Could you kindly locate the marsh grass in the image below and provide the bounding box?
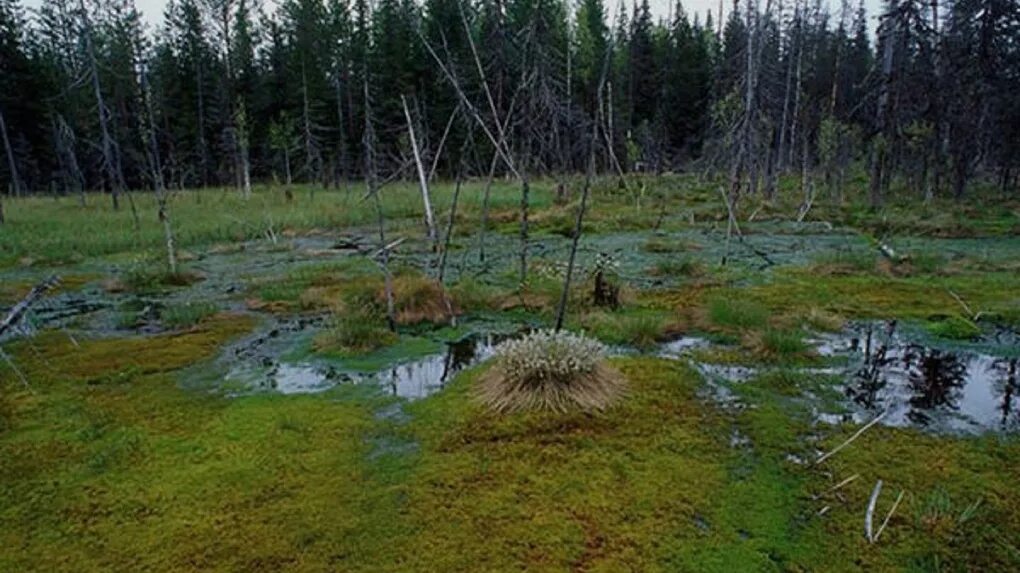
[707,297,770,330]
[160,301,218,329]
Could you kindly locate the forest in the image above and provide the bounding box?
[0,0,1017,206]
[1,0,1020,571]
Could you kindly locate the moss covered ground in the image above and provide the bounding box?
[1,175,1018,571]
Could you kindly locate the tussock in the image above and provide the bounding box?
[477,330,626,413]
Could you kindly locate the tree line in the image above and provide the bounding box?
[0,0,1018,210]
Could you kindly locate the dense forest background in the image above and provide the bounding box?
[0,0,1018,207]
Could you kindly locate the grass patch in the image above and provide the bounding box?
[160,301,218,329]
[707,297,769,330]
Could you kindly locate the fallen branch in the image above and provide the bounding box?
[370,237,406,260]
[873,489,905,542]
[814,473,860,500]
[865,479,883,543]
[815,409,887,466]
[0,275,60,339]
[947,289,979,322]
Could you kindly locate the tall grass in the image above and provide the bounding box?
[0,181,553,268]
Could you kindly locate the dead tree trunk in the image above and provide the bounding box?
[401,94,438,248]
[141,68,178,275]
[0,276,60,339]
[363,76,396,333]
[555,40,612,331]
[236,98,252,200]
[53,114,86,206]
[0,106,23,209]
[79,0,126,213]
[869,3,897,209]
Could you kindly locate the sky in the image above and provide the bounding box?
[22,0,883,36]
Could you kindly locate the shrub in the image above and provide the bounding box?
[313,306,398,355]
[477,330,625,413]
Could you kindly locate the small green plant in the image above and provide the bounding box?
[477,329,625,412]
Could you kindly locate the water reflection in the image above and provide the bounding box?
[222,331,509,399]
[370,333,503,398]
[836,322,1017,432]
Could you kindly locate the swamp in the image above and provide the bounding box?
[1,176,1018,571]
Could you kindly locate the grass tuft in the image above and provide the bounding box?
[476,330,625,412]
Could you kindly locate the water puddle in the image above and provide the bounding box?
[820,322,1019,432]
[198,327,510,399]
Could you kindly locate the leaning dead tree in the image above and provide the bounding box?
[418,8,533,283]
[78,0,127,213]
[554,48,611,331]
[0,276,61,340]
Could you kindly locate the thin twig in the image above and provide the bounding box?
[874,489,904,542]
[814,473,860,500]
[815,409,888,466]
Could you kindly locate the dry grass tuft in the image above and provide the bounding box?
[381,274,457,325]
[476,330,626,413]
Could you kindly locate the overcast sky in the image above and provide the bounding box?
[23,0,883,36]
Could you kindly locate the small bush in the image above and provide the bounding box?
[477,329,625,413]
[314,306,397,354]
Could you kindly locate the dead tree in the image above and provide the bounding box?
[0,106,23,213]
[363,76,396,333]
[235,98,253,199]
[870,2,897,209]
[141,67,178,275]
[52,114,86,206]
[401,94,438,248]
[0,276,60,339]
[554,40,612,331]
[79,0,127,213]
[301,66,323,186]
